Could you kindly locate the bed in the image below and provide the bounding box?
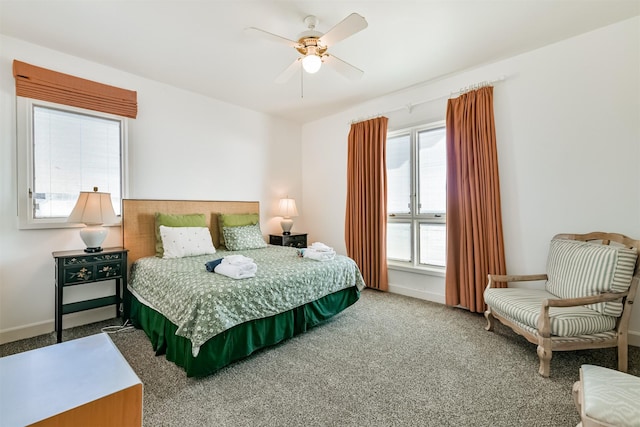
[122,199,365,377]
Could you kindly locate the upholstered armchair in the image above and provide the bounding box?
[483,232,639,377]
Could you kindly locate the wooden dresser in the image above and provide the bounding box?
[0,333,142,426]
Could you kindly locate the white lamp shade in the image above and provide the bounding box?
[278,198,299,218]
[68,189,117,226]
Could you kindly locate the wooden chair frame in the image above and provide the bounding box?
[484,232,640,377]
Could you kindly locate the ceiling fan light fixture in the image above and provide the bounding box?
[302,54,322,74]
[249,13,367,83]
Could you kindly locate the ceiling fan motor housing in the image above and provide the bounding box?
[297,15,326,57]
[296,38,328,57]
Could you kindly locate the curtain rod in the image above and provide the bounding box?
[350,75,507,124]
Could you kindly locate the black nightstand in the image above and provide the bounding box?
[269,233,307,248]
[52,247,128,343]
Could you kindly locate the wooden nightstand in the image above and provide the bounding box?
[269,233,307,248]
[52,247,128,343]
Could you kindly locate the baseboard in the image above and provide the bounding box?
[0,320,52,345]
[0,306,117,345]
[629,330,640,347]
[388,283,446,305]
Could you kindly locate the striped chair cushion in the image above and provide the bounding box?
[491,311,617,343]
[484,288,617,336]
[580,364,640,427]
[545,239,637,316]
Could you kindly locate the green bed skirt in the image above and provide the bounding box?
[130,286,360,377]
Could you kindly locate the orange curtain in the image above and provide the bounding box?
[13,60,138,118]
[445,86,506,312]
[345,117,389,291]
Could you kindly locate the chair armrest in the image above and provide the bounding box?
[486,273,548,289]
[544,291,629,308]
[537,291,629,337]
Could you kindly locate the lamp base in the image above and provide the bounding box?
[79,225,108,253]
[280,218,293,235]
[84,247,104,253]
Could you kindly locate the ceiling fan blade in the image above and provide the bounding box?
[275,58,301,84]
[323,54,364,80]
[245,27,301,48]
[319,13,368,47]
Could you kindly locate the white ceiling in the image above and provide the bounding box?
[1,1,638,124]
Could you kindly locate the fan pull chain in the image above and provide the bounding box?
[300,68,304,99]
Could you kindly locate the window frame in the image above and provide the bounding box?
[16,97,128,229]
[387,120,446,274]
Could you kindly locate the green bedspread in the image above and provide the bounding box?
[129,245,365,355]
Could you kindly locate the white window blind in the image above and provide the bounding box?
[17,98,126,228]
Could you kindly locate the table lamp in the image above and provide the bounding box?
[278,197,298,235]
[67,187,117,253]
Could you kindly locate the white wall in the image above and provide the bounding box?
[2,17,638,345]
[0,35,302,343]
[301,17,640,344]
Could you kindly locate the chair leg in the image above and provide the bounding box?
[618,334,628,372]
[572,380,582,412]
[484,309,495,331]
[537,338,552,377]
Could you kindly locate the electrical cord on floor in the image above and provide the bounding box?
[101,319,134,334]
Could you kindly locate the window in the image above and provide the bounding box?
[17,98,127,229]
[387,122,446,270]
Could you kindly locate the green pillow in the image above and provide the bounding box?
[155,212,207,257]
[218,213,259,247]
[222,223,267,251]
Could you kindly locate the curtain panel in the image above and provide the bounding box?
[445,86,506,312]
[345,117,389,291]
[13,60,138,118]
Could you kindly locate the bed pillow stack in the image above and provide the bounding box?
[155,212,210,258]
[223,223,267,251]
[218,213,260,249]
[159,225,216,259]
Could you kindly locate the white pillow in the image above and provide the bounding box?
[159,226,216,259]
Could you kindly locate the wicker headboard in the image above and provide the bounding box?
[122,199,260,268]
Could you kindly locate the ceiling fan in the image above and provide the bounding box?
[246,13,368,84]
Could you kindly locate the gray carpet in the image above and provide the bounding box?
[2,289,639,426]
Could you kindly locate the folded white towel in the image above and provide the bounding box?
[303,248,336,262]
[222,254,255,266]
[214,262,257,279]
[222,262,256,274]
[309,242,334,252]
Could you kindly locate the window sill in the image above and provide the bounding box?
[387,262,445,277]
[18,220,122,231]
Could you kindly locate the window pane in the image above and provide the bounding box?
[387,222,411,262]
[32,106,122,219]
[387,133,411,214]
[419,223,446,267]
[418,127,446,215]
